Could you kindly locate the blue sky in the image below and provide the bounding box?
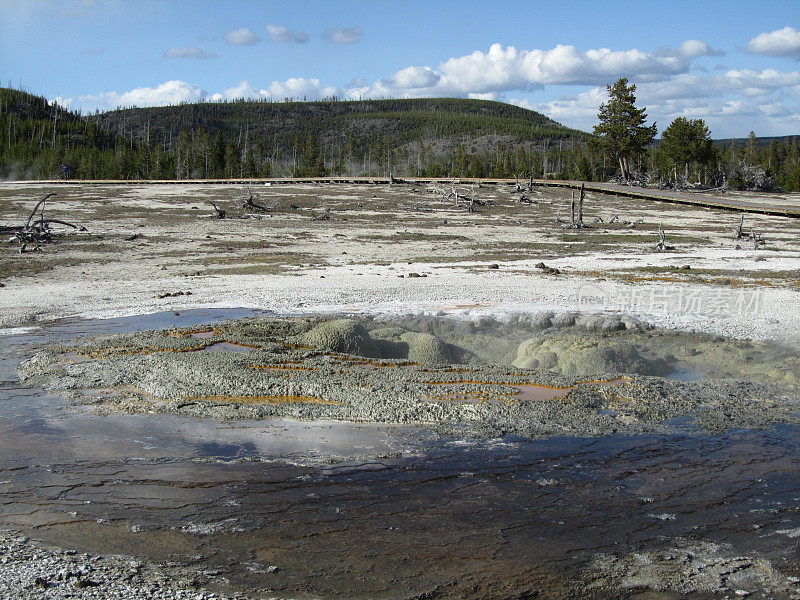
[1,0,799,137]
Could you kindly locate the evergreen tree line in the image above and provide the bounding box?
[590,79,800,191]
[655,128,800,192]
[1,86,799,190]
[0,88,174,180]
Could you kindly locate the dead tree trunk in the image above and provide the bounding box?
[749,229,763,249]
[571,191,576,227]
[448,181,475,209]
[654,224,674,251]
[25,193,56,229]
[619,156,629,183]
[14,193,86,252]
[243,195,269,213]
[208,202,226,218]
[570,184,585,228]
[734,214,744,239]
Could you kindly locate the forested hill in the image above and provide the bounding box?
[1,87,170,180]
[1,87,591,179]
[87,97,587,177]
[712,135,799,149]
[89,96,582,151]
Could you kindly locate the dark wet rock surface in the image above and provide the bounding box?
[3,310,800,599]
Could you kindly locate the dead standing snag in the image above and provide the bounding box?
[654,224,675,251]
[731,215,763,249]
[570,183,586,229]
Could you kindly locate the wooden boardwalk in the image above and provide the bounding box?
[530,179,800,218]
[9,177,800,218]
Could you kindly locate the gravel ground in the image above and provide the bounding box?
[0,530,256,600]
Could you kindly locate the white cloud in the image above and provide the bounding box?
[52,96,74,109]
[210,80,265,102]
[376,41,717,98]
[721,68,800,90]
[676,39,723,58]
[519,87,608,131]
[321,26,363,44]
[437,44,525,93]
[80,80,207,109]
[266,25,292,42]
[633,68,800,104]
[263,77,340,100]
[368,45,800,105]
[747,27,800,59]
[345,79,392,100]
[163,46,217,60]
[636,74,722,102]
[468,92,498,100]
[78,39,727,112]
[225,27,260,46]
[77,77,343,110]
[266,25,308,44]
[389,66,440,89]
[760,103,791,117]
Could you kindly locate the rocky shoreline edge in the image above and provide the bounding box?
[0,529,253,600]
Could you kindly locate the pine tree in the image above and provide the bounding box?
[454,144,468,177]
[298,132,326,176]
[744,131,759,167]
[210,132,225,178]
[660,117,714,183]
[592,78,657,183]
[224,143,240,178]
